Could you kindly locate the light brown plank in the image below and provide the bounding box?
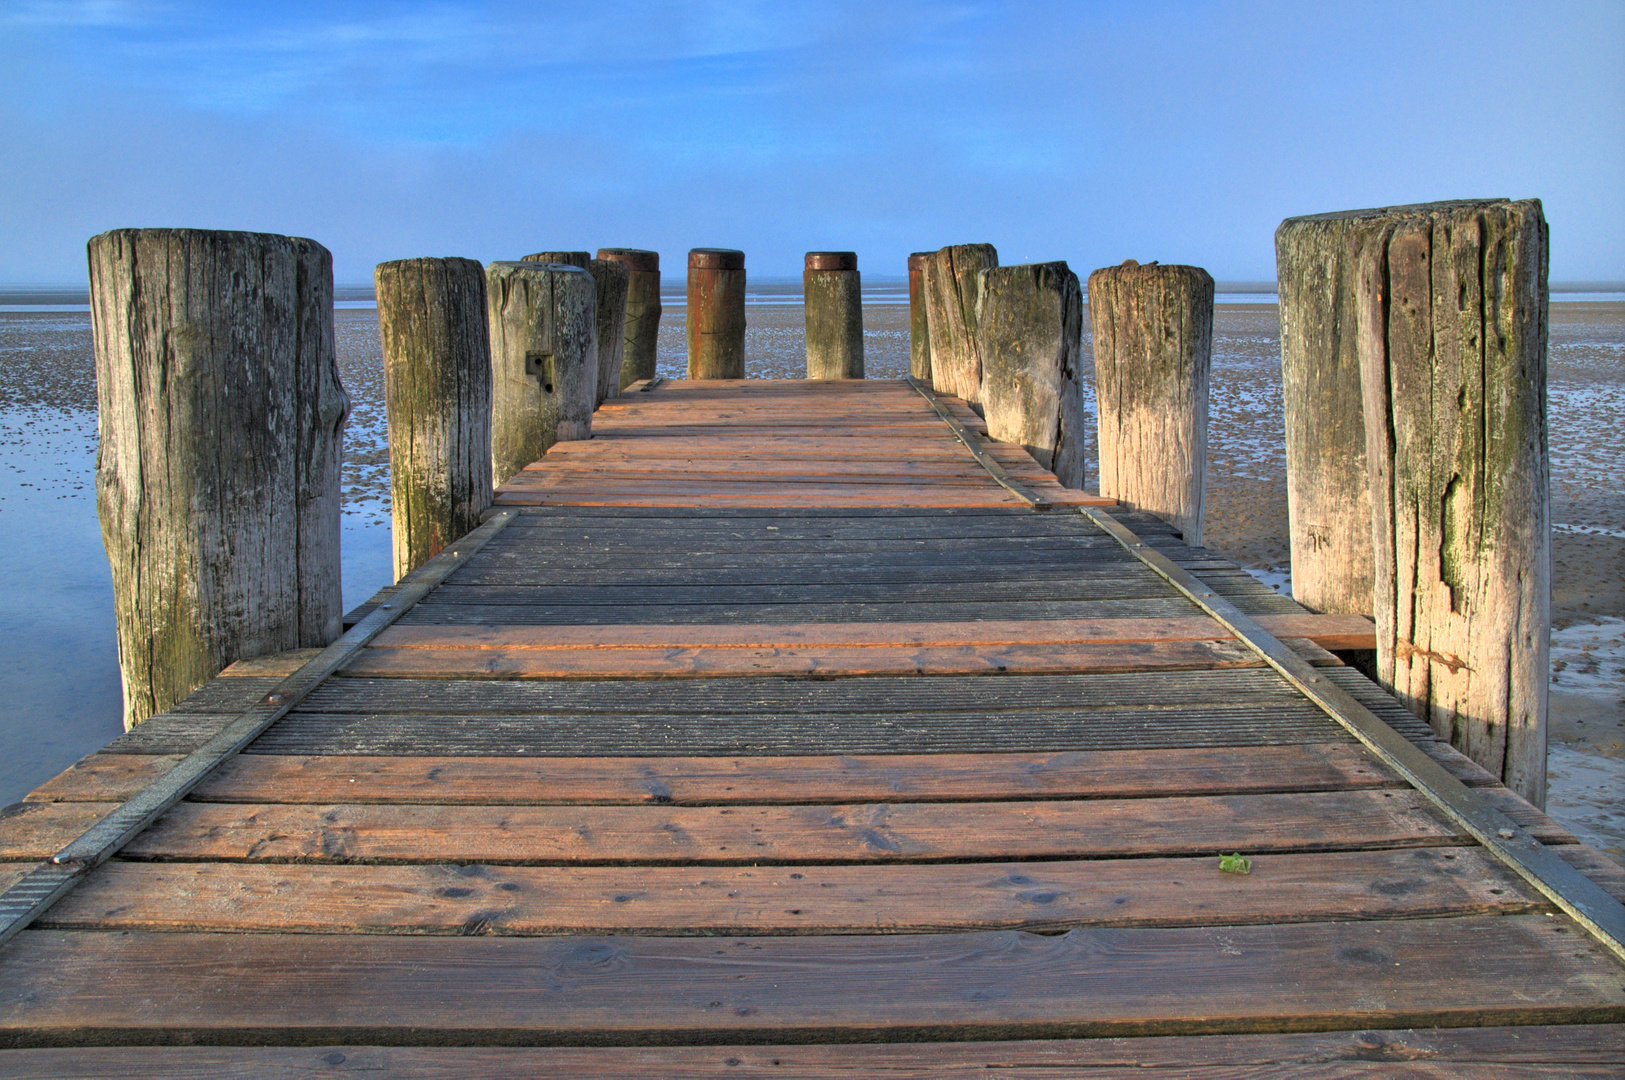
[26,754,185,802]
[343,639,1263,679]
[3,1028,1621,1078]
[46,847,1543,936]
[1,917,1620,1044]
[122,789,1462,864]
[0,802,119,860]
[191,744,1401,805]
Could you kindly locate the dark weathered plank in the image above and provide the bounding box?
[396,599,1227,626]
[2,917,1621,1045]
[45,848,1541,936]
[4,1027,1622,1078]
[121,790,1461,864]
[193,744,1397,805]
[26,755,185,802]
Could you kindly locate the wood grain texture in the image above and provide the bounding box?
[1,917,1619,1045]
[977,262,1087,488]
[804,260,864,379]
[0,801,122,859]
[1,1028,1620,1077]
[485,261,596,486]
[375,256,493,580]
[88,228,349,728]
[27,754,184,803]
[587,258,629,404]
[520,251,590,268]
[120,789,1461,864]
[923,244,997,403]
[46,847,1540,936]
[687,249,746,379]
[908,251,931,381]
[190,744,1398,805]
[1356,199,1550,805]
[597,249,662,389]
[1088,260,1214,546]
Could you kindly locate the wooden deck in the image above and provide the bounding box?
[1,378,1622,1074]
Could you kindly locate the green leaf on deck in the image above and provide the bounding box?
[1219,852,1251,875]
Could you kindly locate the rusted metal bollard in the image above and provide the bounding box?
[597,248,662,389]
[804,251,863,379]
[687,248,746,379]
[908,251,932,381]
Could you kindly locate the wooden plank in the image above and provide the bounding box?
[3,1027,1622,1077]
[121,789,1462,863]
[1,916,1620,1043]
[342,638,1264,679]
[0,803,121,860]
[218,649,325,677]
[27,755,185,802]
[368,616,1367,652]
[46,847,1543,936]
[191,744,1399,805]
[1558,847,1625,904]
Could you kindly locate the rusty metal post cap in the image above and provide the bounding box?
[688,248,744,270]
[805,251,858,272]
[597,248,660,272]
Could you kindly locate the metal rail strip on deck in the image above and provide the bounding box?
[1081,504,1625,962]
[0,510,521,948]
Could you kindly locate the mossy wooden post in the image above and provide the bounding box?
[587,258,630,404]
[597,248,661,389]
[923,243,997,403]
[522,251,590,269]
[375,257,493,582]
[804,251,864,379]
[907,251,931,381]
[1355,199,1550,805]
[88,228,349,729]
[687,248,746,379]
[977,261,1086,489]
[486,261,597,487]
[1088,260,1214,546]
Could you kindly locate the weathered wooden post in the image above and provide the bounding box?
[977,262,1087,488]
[588,257,630,404]
[486,261,597,486]
[522,251,590,269]
[89,228,349,728]
[597,248,661,389]
[803,251,864,379]
[1277,211,1386,614]
[923,243,997,403]
[687,248,746,379]
[1355,199,1550,805]
[375,257,493,581]
[1088,260,1214,546]
[907,252,932,381]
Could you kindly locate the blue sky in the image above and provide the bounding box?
[2,1,1621,283]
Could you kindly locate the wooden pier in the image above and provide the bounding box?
[1,378,1622,1074]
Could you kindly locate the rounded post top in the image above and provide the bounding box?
[689,248,745,270]
[805,251,858,272]
[906,252,932,272]
[522,251,590,268]
[597,248,659,272]
[487,260,590,277]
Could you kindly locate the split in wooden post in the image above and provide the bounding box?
[687,248,746,379]
[907,252,932,382]
[803,251,864,380]
[88,228,350,729]
[375,257,493,582]
[597,248,662,390]
[486,260,597,487]
[1088,259,1214,546]
[1354,198,1550,806]
[977,261,1087,489]
[923,243,998,404]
